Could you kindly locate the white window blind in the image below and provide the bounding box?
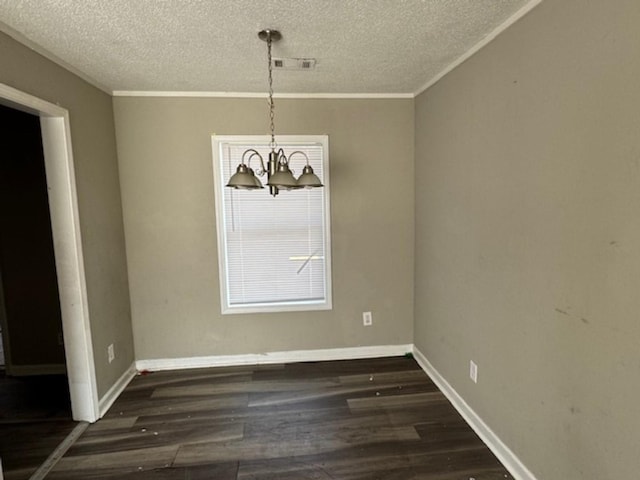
[212,135,332,314]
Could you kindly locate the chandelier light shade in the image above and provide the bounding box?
[295,162,324,189]
[225,29,324,197]
[227,164,263,189]
[268,162,298,189]
[227,150,265,189]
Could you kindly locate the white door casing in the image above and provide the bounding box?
[0,83,99,422]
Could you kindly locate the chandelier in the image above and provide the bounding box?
[226,29,323,197]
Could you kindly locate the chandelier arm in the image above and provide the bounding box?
[287,150,311,166]
[240,148,260,163]
[275,148,288,164]
[246,151,267,176]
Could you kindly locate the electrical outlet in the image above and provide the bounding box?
[108,344,115,364]
[363,311,372,326]
[469,360,478,383]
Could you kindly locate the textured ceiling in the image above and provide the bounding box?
[0,0,537,95]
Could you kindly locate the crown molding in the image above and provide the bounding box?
[112,91,414,99]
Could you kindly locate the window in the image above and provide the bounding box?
[212,135,332,314]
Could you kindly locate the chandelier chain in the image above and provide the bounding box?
[267,32,276,150]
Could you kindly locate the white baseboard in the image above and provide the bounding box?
[412,346,538,480]
[88,343,536,480]
[136,344,413,372]
[98,362,137,419]
[6,363,66,376]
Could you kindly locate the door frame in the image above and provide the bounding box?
[0,83,99,422]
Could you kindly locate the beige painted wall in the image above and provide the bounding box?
[0,32,134,396]
[113,97,414,360]
[414,0,640,478]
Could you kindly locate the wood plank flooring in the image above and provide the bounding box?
[0,372,76,480]
[49,357,514,479]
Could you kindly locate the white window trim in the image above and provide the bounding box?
[212,135,332,315]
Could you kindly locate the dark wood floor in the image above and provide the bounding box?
[49,357,513,479]
[0,372,76,480]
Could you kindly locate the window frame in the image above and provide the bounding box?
[212,134,332,315]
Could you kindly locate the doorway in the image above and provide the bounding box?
[0,83,99,423]
[0,104,66,374]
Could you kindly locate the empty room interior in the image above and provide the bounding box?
[0,0,638,478]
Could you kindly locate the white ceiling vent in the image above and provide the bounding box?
[272,58,317,71]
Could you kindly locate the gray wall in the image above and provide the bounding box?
[0,32,134,396]
[414,0,640,479]
[113,97,414,360]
